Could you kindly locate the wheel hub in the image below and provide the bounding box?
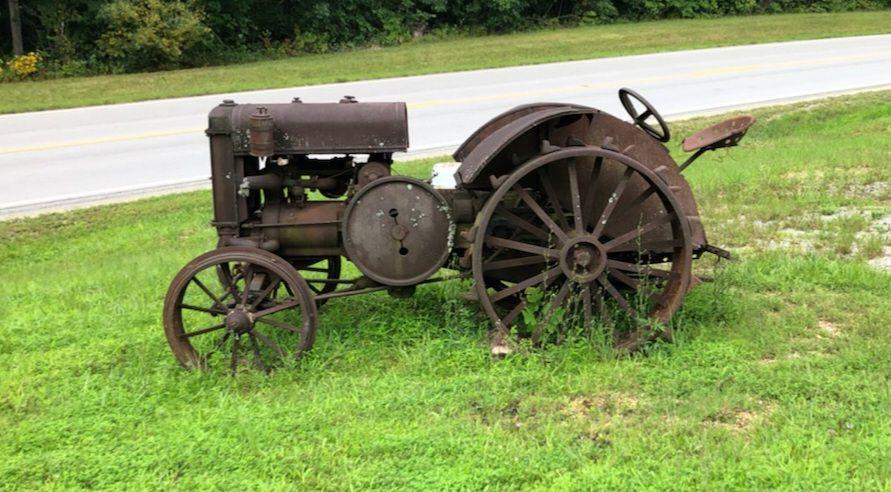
[225,310,253,334]
[560,236,606,283]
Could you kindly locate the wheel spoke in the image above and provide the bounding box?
[230,335,240,374]
[205,332,231,360]
[192,276,226,310]
[594,286,613,328]
[597,274,637,318]
[301,266,329,273]
[582,284,593,331]
[637,109,652,123]
[567,160,584,232]
[484,236,560,259]
[602,213,675,251]
[500,300,527,329]
[256,316,300,334]
[491,267,562,303]
[591,166,635,239]
[179,303,226,315]
[248,275,282,311]
[494,205,550,242]
[252,329,285,358]
[537,168,571,232]
[180,322,226,339]
[608,268,640,289]
[248,334,268,372]
[240,265,254,306]
[533,281,570,340]
[218,271,243,304]
[252,299,299,319]
[513,184,568,243]
[581,156,604,226]
[482,255,549,272]
[482,229,527,265]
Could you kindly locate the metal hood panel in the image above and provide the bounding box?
[208,102,409,155]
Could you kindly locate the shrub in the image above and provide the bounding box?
[96,0,211,70]
[581,0,622,23]
[6,52,42,78]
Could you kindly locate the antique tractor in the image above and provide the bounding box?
[163,89,754,371]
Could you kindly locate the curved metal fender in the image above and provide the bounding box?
[454,105,599,189]
[453,102,594,162]
[454,103,709,249]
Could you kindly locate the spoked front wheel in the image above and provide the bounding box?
[163,247,318,372]
[472,145,693,352]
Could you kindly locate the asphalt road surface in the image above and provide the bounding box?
[2,34,890,217]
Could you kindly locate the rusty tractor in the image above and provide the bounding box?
[163,89,755,371]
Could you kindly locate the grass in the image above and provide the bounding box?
[2,11,891,114]
[1,91,890,489]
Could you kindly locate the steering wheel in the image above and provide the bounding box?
[618,88,670,143]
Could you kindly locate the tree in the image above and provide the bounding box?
[7,0,23,55]
[97,0,211,70]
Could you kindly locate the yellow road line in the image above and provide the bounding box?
[0,127,204,155]
[2,50,889,155]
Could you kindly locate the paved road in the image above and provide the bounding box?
[2,34,890,216]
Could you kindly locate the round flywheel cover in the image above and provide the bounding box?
[343,176,453,286]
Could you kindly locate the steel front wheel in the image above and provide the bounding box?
[472,146,692,352]
[163,247,317,372]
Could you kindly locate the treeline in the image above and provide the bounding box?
[2,0,889,77]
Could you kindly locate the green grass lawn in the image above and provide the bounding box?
[2,11,891,114]
[1,92,890,489]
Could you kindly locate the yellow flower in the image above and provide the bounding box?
[7,52,42,78]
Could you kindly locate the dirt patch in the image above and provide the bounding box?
[470,392,641,439]
[818,320,840,338]
[868,247,891,272]
[766,229,815,253]
[738,208,890,262]
[563,393,641,446]
[565,393,640,418]
[704,401,776,433]
[864,214,891,271]
[844,181,889,199]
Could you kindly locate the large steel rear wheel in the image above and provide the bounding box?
[163,247,317,372]
[472,146,692,353]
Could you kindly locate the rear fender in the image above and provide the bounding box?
[455,105,598,189]
[453,102,593,162]
[454,104,708,249]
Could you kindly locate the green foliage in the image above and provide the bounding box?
[95,0,211,70]
[2,11,890,113]
[581,0,622,23]
[1,0,889,76]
